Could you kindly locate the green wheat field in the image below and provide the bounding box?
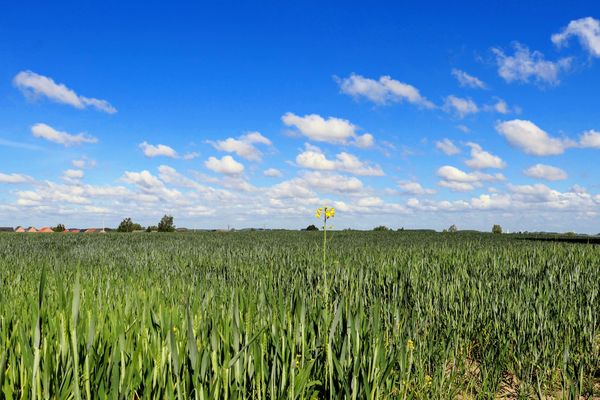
[0,231,598,399]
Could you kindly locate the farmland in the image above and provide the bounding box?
[0,231,598,399]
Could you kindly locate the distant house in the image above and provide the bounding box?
[15,226,26,233]
[38,227,54,233]
[0,227,14,232]
[84,228,98,233]
[26,227,37,233]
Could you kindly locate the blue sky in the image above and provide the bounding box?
[2,1,600,232]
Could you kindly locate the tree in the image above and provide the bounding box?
[146,225,157,232]
[117,218,135,232]
[158,215,175,232]
[305,224,319,231]
[492,224,503,234]
[447,224,458,233]
[373,225,390,231]
[52,224,65,232]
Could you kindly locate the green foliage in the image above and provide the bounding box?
[0,231,598,398]
[447,224,458,233]
[52,224,65,232]
[157,215,175,232]
[305,224,319,231]
[146,225,158,232]
[492,224,503,234]
[373,225,390,231]
[116,217,143,232]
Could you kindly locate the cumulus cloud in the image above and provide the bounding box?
[443,95,478,118]
[436,139,460,155]
[31,123,98,146]
[552,17,600,57]
[524,164,568,181]
[139,142,178,158]
[139,142,198,159]
[464,142,506,169]
[492,43,572,85]
[263,168,283,177]
[282,112,374,147]
[182,152,199,160]
[437,165,504,192]
[579,130,600,148]
[72,157,96,169]
[0,172,33,184]
[13,71,116,113]
[483,98,519,115]
[398,181,436,195]
[205,155,245,175]
[336,73,434,108]
[120,170,182,202]
[301,171,364,194]
[451,69,486,89]
[456,124,470,133]
[295,146,384,176]
[496,119,573,156]
[353,133,375,148]
[356,196,383,207]
[62,169,84,183]
[210,131,271,161]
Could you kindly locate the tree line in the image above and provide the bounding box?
[117,215,175,232]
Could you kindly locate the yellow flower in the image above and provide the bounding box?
[325,207,335,219]
[315,208,323,219]
[425,374,432,386]
[406,339,414,351]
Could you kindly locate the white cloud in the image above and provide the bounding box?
[336,73,434,108]
[437,165,504,192]
[211,131,271,161]
[205,155,245,175]
[267,179,316,200]
[72,157,96,169]
[465,142,506,169]
[493,99,509,114]
[120,170,182,202]
[398,181,436,195]
[139,142,198,160]
[139,142,178,158]
[263,168,283,177]
[353,133,375,148]
[295,146,384,176]
[437,180,478,192]
[552,17,600,57]
[182,152,199,160]
[579,130,600,148]
[356,196,383,207]
[13,71,116,113]
[435,139,460,155]
[524,164,568,181]
[451,69,486,89]
[443,95,478,118]
[492,43,571,85]
[496,119,573,156]
[456,124,470,133]
[301,171,364,193]
[0,172,33,184]
[31,123,98,146]
[282,112,374,147]
[62,169,84,183]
